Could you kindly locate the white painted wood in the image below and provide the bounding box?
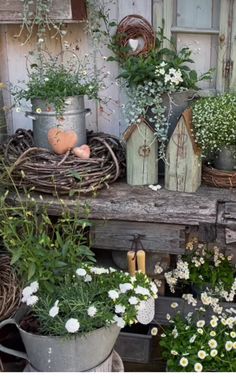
[153,0,163,31]
[176,33,215,89]
[118,0,152,23]
[165,110,202,193]
[229,0,236,90]
[163,0,174,44]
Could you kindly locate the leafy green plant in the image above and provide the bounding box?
[21,268,158,335]
[160,311,236,372]
[192,93,236,156]
[0,190,95,293]
[10,51,104,116]
[165,240,236,302]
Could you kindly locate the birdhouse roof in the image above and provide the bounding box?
[123,119,155,141]
[178,108,201,156]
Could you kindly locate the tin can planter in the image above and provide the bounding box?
[0,318,120,372]
[26,96,90,151]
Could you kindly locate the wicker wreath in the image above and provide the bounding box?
[202,165,236,188]
[0,254,21,322]
[116,15,155,57]
[0,129,125,196]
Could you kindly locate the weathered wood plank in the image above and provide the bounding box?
[0,0,87,22]
[165,110,202,193]
[90,220,185,253]
[12,182,235,226]
[125,121,158,186]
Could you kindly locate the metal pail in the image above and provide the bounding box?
[27,96,89,150]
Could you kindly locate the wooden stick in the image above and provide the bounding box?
[137,250,146,274]
[127,251,136,276]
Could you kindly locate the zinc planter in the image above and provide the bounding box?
[0,318,120,372]
[214,146,236,171]
[26,96,90,151]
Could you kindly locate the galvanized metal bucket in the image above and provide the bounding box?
[214,146,236,171]
[0,318,120,372]
[26,96,90,151]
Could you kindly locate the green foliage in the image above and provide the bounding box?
[10,52,103,116]
[160,313,236,372]
[27,268,157,336]
[165,240,236,301]
[192,93,236,155]
[0,191,94,293]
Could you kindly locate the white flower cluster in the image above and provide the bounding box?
[21,281,39,306]
[164,257,190,293]
[155,62,183,87]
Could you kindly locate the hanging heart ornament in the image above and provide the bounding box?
[137,296,155,325]
[128,38,139,51]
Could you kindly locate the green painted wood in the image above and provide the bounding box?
[165,115,202,193]
[126,122,158,186]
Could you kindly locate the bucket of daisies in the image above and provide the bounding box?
[0,265,157,372]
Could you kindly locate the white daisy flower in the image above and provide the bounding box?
[65,318,80,333]
[210,319,218,328]
[171,350,178,355]
[194,362,203,372]
[197,320,205,328]
[35,108,42,114]
[210,331,216,337]
[225,341,233,351]
[210,349,218,357]
[151,327,158,336]
[198,350,206,360]
[179,357,188,367]
[171,302,179,309]
[87,305,97,317]
[230,331,236,338]
[208,339,217,349]
[197,328,203,335]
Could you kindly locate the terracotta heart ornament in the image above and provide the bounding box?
[48,128,78,155]
[73,145,91,159]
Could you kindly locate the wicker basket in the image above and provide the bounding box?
[202,165,236,188]
[0,254,21,321]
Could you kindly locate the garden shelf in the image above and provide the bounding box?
[0,0,87,23]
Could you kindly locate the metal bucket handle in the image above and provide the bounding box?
[0,318,29,361]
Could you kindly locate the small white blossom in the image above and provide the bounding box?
[113,315,125,328]
[179,357,188,367]
[194,362,203,372]
[108,290,119,300]
[65,318,80,333]
[49,305,59,318]
[119,283,133,293]
[151,327,158,336]
[26,295,38,306]
[198,350,206,360]
[76,268,87,277]
[171,302,179,309]
[84,274,92,282]
[30,281,39,293]
[225,341,233,351]
[208,339,217,349]
[210,349,218,357]
[87,306,97,317]
[129,296,139,305]
[115,304,126,314]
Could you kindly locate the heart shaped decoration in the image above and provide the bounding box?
[48,128,78,155]
[73,145,91,159]
[128,38,139,51]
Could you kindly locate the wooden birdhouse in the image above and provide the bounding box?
[124,120,158,186]
[165,108,202,193]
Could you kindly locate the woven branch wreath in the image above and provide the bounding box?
[116,14,155,57]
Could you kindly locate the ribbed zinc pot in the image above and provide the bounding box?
[27,96,89,151]
[0,318,120,372]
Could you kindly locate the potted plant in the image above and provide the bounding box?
[192,93,236,171]
[160,310,236,372]
[9,51,105,151]
[0,191,158,371]
[164,240,236,304]
[109,25,212,160]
